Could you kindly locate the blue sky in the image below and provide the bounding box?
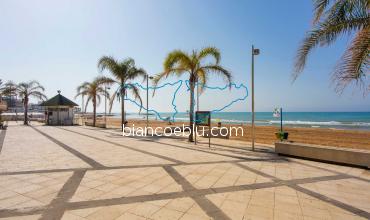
[1,0,369,113]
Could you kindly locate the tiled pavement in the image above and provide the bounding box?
[0,122,369,219]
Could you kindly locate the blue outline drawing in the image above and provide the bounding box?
[122,80,248,122]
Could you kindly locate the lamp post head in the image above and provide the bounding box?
[146,74,154,80]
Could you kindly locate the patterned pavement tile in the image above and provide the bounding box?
[0,122,369,220]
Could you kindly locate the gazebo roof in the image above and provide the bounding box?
[40,92,78,107]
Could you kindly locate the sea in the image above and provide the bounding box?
[107,112,370,131]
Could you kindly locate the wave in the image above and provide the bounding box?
[172,118,370,127]
[116,114,370,127]
[175,117,248,124]
[268,120,370,127]
[159,117,370,127]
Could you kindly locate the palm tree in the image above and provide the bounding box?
[0,80,17,98]
[0,80,4,98]
[98,56,146,130]
[17,81,47,125]
[0,80,13,123]
[0,81,17,123]
[75,77,111,127]
[153,47,232,142]
[294,0,369,93]
[0,80,6,99]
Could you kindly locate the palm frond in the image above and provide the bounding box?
[201,65,232,86]
[84,96,92,112]
[0,81,17,97]
[76,82,90,93]
[29,91,47,100]
[122,58,135,68]
[313,0,332,24]
[95,94,101,106]
[198,46,221,64]
[29,85,45,93]
[108,91,117,113]
[3,81,16,88]
[196,68,208,93]
[95,76,115,86]
[153,50,192,88]
[75,91,88,99]
[325,0,369,23]
[127,67,147,81]
[17,82,29,90]
[98,56,119,73]
[293,15,369,79]
[163,50,192,72]
[333,27,370,93]
[16,81,46,100]
[294,0,369,94]
[126,83,143,112]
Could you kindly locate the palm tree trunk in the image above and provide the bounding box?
[188,80,195,142]
[23,98,28,125]
[93,97,96,127]
[121,91,125,132]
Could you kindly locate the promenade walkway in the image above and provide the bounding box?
[0,122,369,219]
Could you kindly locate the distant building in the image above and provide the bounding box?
[29,102,45,112]
[1,97,23,112]
[40,91,78,125]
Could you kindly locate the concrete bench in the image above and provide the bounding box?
[275,142,370,168]
[84,122,93,126]
[95,123,106,128]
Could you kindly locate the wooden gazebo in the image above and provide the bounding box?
[40,91,78,125]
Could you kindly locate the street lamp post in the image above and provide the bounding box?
[82,95,84,113]
[251,45,260,151]
[196,80,199,111]
[146,75,154,131]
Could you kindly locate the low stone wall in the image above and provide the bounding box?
[275,142,370,168]
[74,116,119,128]
[1,113,44,121]
[84,121,106,128]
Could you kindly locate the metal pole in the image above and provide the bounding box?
[195,79,199,145]
[280,107,283,132]
[104,86,107,125]
[82,95,84,113]
[251,45,255,151]
[81,95,85,126]
[196,81,199,111]
[146,75,149,130]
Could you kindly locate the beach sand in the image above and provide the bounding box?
[85,117,370,150]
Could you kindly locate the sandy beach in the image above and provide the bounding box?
[83,117,370,150]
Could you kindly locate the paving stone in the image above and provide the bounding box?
[0,122,369,220]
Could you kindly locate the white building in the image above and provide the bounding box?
[40,91,78,125]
